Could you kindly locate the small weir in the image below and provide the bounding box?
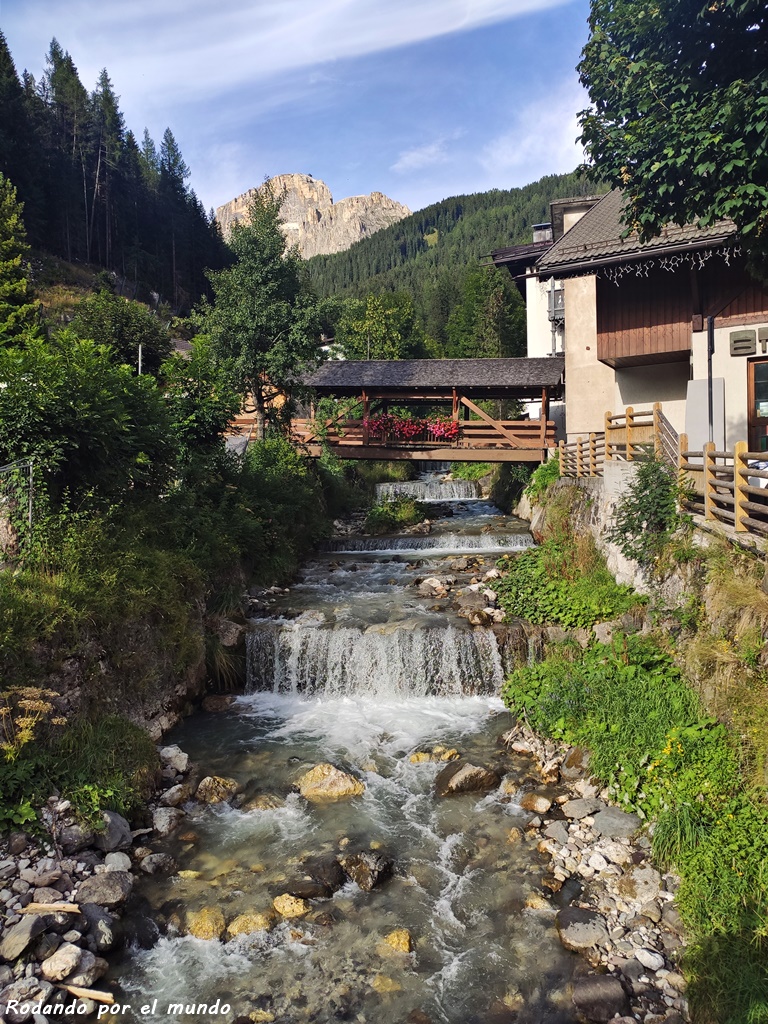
[110,470,580,1024]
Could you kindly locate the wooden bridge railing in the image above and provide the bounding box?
[291,418,557,452]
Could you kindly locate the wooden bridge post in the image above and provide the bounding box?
[734,440,748,532]
[589,433,597,476]
[703,441,716,520]
[576,437,584,478]
[678,432,688,487]
[559,439,566,476]
[362,390,369,446]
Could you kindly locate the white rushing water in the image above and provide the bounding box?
[376,479,481,501]
[110,469,580,1024]
[246,624,506,696]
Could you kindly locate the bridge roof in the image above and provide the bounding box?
[306,357,564,398]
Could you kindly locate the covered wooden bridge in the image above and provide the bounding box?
[292,357,564,462]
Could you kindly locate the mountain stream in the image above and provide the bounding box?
[109,469,582,1024]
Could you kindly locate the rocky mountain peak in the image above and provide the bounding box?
[215,173,411,258]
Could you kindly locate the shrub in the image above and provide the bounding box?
[609,454,689,568]
[524,456,560,503]
[364,495,425,534]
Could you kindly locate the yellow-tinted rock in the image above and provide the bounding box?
[227,912,275,937]
[440,748,459,761]
[507,827,523,845]
[383,929,412,953]
[178,831,199,843]
[195,776,239,804]
[250,863,266,873]
[371,975,402,994]
[524,892,550,911]
[296,763,365,802]
[178,870,203,880]
[409,752,432,764]
[249,1011,275,1022]
[241,793,284,812]
[273,894,310,918]
[187,906,225,940]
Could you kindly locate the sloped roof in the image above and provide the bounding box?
[537,189,737,276]
[306,357,564,395]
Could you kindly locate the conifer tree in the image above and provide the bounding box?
[0,173,40,343]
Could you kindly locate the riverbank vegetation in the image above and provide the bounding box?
[505,473,768,1024]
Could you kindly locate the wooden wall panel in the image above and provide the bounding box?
[597,268,692,367]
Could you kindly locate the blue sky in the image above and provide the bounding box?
[2,0,592,216]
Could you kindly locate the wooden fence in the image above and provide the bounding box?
[559,403,768,540]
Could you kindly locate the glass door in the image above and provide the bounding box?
[748,359,768,451]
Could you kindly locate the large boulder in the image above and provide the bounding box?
[81,903,121,953]
[339,851,393,892]
[40,942,83,982]
[0,914,49,962]
[592,806,641,838]
[616,864,662,905]
[159,744,189,773]
[153,806,185,836]
[302,856,346,894]
[59,823,95,854]
[76,870,133,909]
[0,978,55,1023]
[434,760,500,798]
[93,809,133,852]
[562,797,604,819]
[555,907,610,952]
[195,776,240,804]
[295,763,364,802]
[186,907,225,940]
[226,911,275,938]
[572,975,630,1022]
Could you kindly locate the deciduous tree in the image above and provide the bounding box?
[578,0,768,266]
[196,186,320,439]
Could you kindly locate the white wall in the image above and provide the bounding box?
[525,275,560,358]
[614,362,690,435]
[691,320,768,448]
[563,275,615,439]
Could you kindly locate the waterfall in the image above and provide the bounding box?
[375,479,481,501]
[323,532,533,554]
[246,623,507,697]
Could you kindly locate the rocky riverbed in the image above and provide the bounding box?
[0,474,689,1023]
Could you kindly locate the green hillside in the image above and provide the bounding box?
[309,171,601,297]
[308,170,604,356]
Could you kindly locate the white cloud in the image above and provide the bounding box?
[6,0,576,110]
[391,132,462,174]
[480,76,588,181]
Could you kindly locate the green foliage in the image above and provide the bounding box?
[334,292,428,360]
[160,335,241,474]
[524,456,561,502]
[308,171,605,350]
[364,495,425,534]
[503,631,768,1024]
[0,172,40,342]
[578,0,768,273]
[495,532,639,629]
[609,454,689,568]
[69,289,172,375]
[0,331,172,503]
[196,186,320,437]
[444,268,525,358]
[449,462,492,482]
